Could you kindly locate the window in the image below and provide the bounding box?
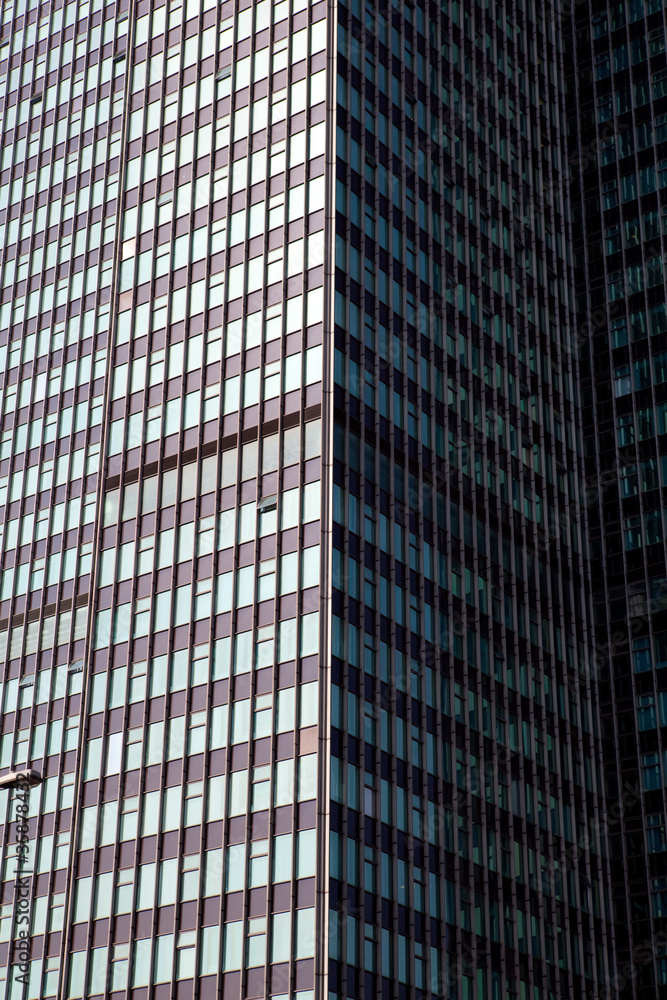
[618,126,634,158]
[271,911,291,963]
[621,465,638,497]
[598,97,613,123]
[625,516,642,550]
[654,70,667,99]
[654,634,667,670]
[184,782,203,826]
[249,840,269,888]
[613,44,628,73]
[629,35,646,64]
[621,174,638,203]
[648,815,667,853]
[110,944,129,991]
[594,53,610,79]
[647,255,664,287]
[655,355,667,389]
[151,935,173,985]
[631,310,648,341]
[176,931,196,980]
[651,304,667,336]
[251,765,271,812]
[645,510,663,545]
[250,693,271,739]
[592,13,607,37]
[600,137,616,166]
[642,753,662,790]
[642,459,659,492]
[637,122,654,151]
[653,878,667,918]
[637,407,654,441]
[641,166,657,196]
[611,318,628,348]
[617,414,634,447]
[651,582,667,613]
[638,695,657,731]
[644,209,660,239]
[180,854,199,901]
[246,917,267,968]
[614,366,631,396]
[617,85,632,113]
[258,558,276,602]
[607,271,623,301]
[605,225,621,255]
[624,218,641,248]
[120,797,138,841]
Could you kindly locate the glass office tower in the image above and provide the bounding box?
[331,3,613,1000]
[565,2,667,998]
[0,0,614,999]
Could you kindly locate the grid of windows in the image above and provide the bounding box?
[329,1,612,999]
[0,0,328,997]
[566,0,667,998]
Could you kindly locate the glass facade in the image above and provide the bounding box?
[0,0,327,997]
[330,1,613,999]
[566,1,667,997]
[0,0,617,999]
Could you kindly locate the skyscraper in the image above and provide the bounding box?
[0,0,617,999]
[565,1,667,997]
[329,1,615,998]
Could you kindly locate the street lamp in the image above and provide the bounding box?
[0,770,43,790]
[0,767,44,999]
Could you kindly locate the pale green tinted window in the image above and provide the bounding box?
[298,682,318,731]
[225,843,246,892]
[73,877,92,923]
[199,926,220,975]
[88,948,109,996]
[295,908,315,958]
[222,922,242,971]
[272,833,293,883]
[271,911,291,963]
[153,934,174,983]
[137,863,156,910]
[297,829,317,879]
[158,859,178,906]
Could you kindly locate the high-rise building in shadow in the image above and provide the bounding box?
[565,1,667,997]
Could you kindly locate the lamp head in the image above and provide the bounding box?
[0,769,43,790]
